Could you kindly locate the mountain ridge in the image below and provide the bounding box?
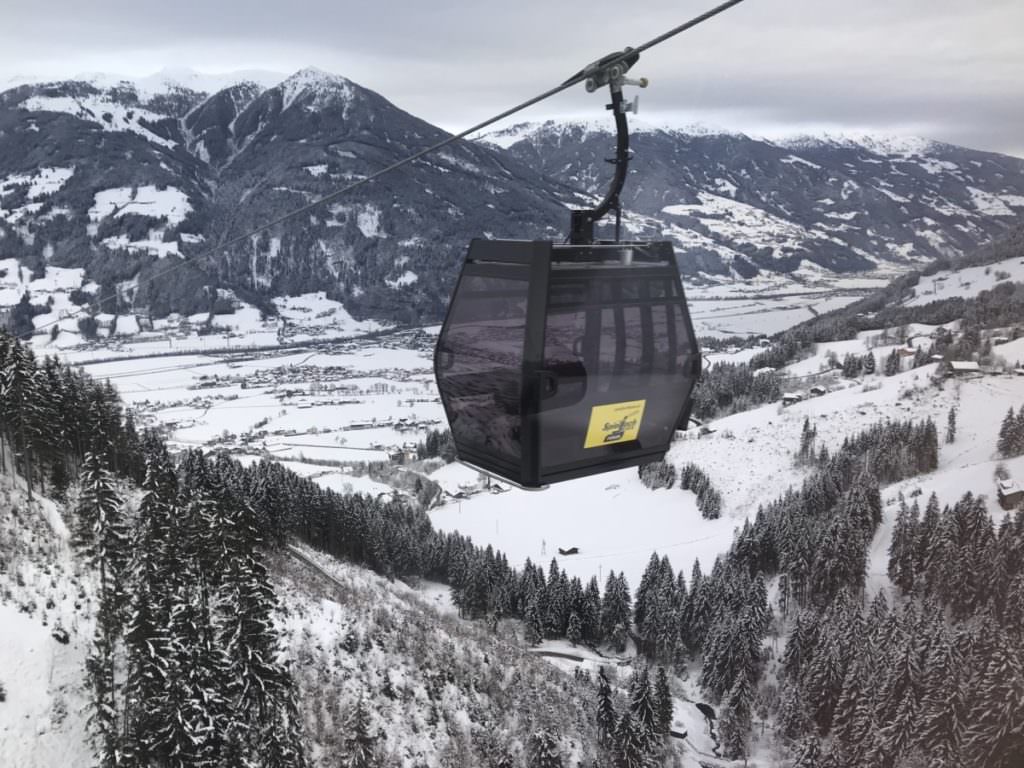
[1,68,1023,327]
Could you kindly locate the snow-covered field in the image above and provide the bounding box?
[904,253,1024,306]
[431,463,736,589]
[73,330,444,499]
[685,279,886,338]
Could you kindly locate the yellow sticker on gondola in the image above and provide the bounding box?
[584,400,646,448]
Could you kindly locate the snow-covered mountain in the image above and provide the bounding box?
[0,68,568,324]
[1,68,1023,327]
[483,119,1024,279]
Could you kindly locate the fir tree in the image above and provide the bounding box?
[342,698,378,768]
[566,611,582,646]
[998,407,1019,457]
[601,571,631,652]
[613,711,649,768]
[596,668,617,747]
[525,593,544,646]
[123,451,177,766]
[963,637,1024,768]
[528,729,563,768]
[654,667,673,737]
[629,666,657,751]
[914,630,965,766]
[792,735,822,768]
[945,405,957,444]
[75,453,129,768]
[720,672,753,761]
[885,348,901,376]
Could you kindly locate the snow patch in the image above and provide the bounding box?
[22,94,176,148]
[385,271,418,288]
[967,186,1015,216]
[88,185,191,225]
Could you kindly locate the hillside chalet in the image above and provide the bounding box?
[998,478,1024,511]
[948,361,982,376]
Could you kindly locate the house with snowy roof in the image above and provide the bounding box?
[998,478,1024,510]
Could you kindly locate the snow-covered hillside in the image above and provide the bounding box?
[904,253,1024,306]
[0,478,92,768]
[275,545,609,767]
[431,324,1023,596]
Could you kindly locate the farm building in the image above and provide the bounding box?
[948,361,982,376]
[809,385,828,397]
[998,479,1024,510]
[782,392,803,406]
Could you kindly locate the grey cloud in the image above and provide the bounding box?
[2,0,1020,156]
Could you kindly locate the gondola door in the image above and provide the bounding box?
[534,266,699,483]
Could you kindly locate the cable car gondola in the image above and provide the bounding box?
[434,50,702,489]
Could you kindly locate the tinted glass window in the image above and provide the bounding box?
[542,307,589,409]
[437,273,528,460]
[536,271,701,475]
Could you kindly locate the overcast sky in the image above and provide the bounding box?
[3,0,1021,157]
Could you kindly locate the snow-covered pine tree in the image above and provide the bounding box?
[885,348,901,376]
[1015,408,1024,456]
[0,338,41,497]
[830,661,876,765]
[528,729,563,768]
[123,448,177,766]
[963,631,1024,768]
[613,711,648,768]
[638,460,675,490]
[217,496,305,764]
[566,611,582,646]
[633,553,661,633]
[915,492,941,580]
[945,405,957,443]
[998,407,1018,457]
[888,496,918,593]
[791,734,822,768]
[601,571,631,652]
[718,673,752,761]
[342,698,379,768]
[75,452,130,768]
[629,665,657,753]
[913,628,965,766]
[596,668,617,747]
[525,593,544,646]
[654,667,673,737]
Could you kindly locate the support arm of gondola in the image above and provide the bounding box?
[568,49,647,245]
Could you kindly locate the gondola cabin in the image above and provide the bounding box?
[434,238,701,488]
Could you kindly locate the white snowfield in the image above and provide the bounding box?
[431,463,735,590]
[385,270,418,288]
[0,167,76,224]
[88,185,192,226]
[21,94,177,148]
[904,254,1024,307]
[663,191,815,258]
